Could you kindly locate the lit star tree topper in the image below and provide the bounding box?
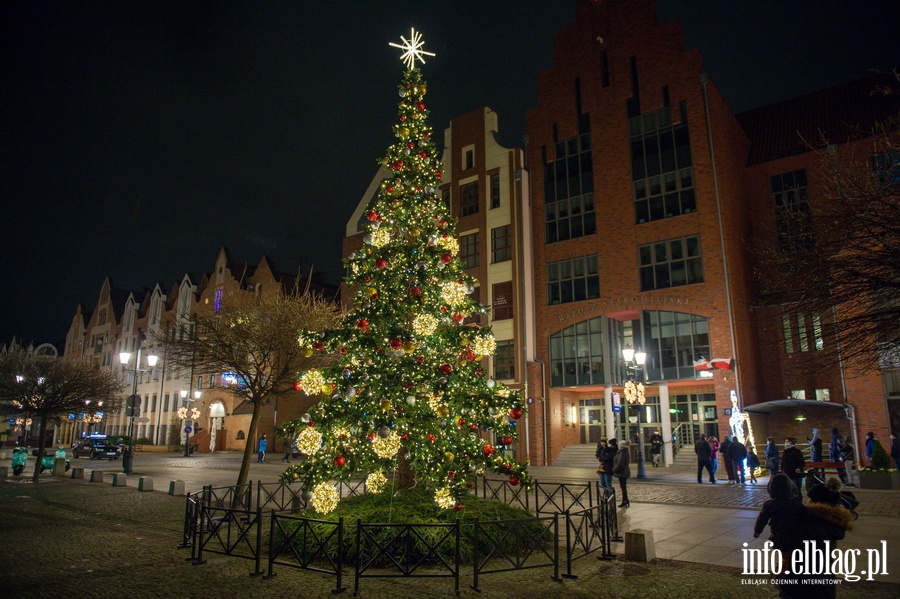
[281,30,529,514]
[389,27,435,70]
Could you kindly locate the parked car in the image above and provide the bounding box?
[72,435,120,460]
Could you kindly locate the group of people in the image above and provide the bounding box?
[594,437,632,507]
[694,434,760,485]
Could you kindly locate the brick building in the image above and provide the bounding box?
[62,247,337,452]
[523,0,898,467]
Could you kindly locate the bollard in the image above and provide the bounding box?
[138,477,154,492]
[89,470,104,483]
[168,480,186,496]
[624,528,656,562]
[111,473,126,487]
[71,467,85,480]
[54,457,68,477]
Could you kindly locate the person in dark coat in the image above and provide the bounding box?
[754,473,805,551]
[603,438,618,494]
[728,437,748,484]
[764,436,780,477]
[694,434,715,484]
[719,435,735,483]
[798,477,855,599]
[808,428,823,463]
[890,432,900,472]
[649,429,663,467]
[613,440,631,507]
[829,428,847,484]
[781,438,806,499]
[595,437,614,493]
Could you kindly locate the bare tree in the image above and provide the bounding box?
[756,73,900,373]
[0,350,123,482]
[161,285,342,487]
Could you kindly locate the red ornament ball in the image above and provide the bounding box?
[390,338,403,350]
[385,185,394,194]
[292,381,303,392]
[457,417,466,427]
[339,346,348,354]
[367,210,380,221]
[363,275,371,282]
[509,476,521,486]
[416,356,425,363]
[454,503,463,511]
[391,160,404,171]
[407,141,415,148]
[367,433,376,440]
[475,368,484,376]
[509,407,523,420]
[501,436,514,446]
[483,444,494,457]
[401,433,409,440]
[435,171,442,180]
[428,434,436,442]
[452,313,463,323]
[357,319,369,331]
[375,258,388,269]
[418,150,427,158]
[307,421,316,428]
[416,101,425,111]
[313,341,324,350]
[448,471,456,478]
[399,114,406,121]
[465,351,476,361]
[409,285,422,296]
[439,363,453,375]
[440,253,453,264]
[466,481,474,489]
[470,424,478,431]
[333,455,346,467]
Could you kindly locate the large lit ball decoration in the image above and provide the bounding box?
[369,229,391,247]
[296,427,323,455]
[440,281,467,306]
[438,235,459,254]
[366,471,388,494]
[372,431,402,458]
[299,370,326,397]
[413,313,438,336]
[310,482,340,514]
[434,487,455,509]
[472,335,496,357]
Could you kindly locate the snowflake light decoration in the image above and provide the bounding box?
[389,28,435,70]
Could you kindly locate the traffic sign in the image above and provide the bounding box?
[134,417,150,423]
[126,394,141,409]
[612,392,622,413]
[184,426,193,434]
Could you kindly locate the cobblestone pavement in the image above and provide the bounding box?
[2,479,899,599]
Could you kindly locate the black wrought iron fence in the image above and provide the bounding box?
[470,514,560,592]
[534,480,594,515]
[257,481,306,512]
[354,520,460,595]
[265,513,346,593]
[193,504,264,575]
[178,490,203,555]
[474,477,530,511]
[203,481,254,510]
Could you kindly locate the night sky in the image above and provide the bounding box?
[2,1,897,346]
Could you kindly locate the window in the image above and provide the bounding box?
[459,233,479,269]
[460,181,479,217]
[492,282,514,321]
[639,235,703,291]
[544,132,595,243]
[491,225,512,263]
[790,389,806,400]
[464,148,475,170]
[214,288,223,313]
[549,317,605,387]
[781,312,824,354]
[641,311,711,381]
[630,107,695,223]
[494,340,515,380]
[815,388,830,401]
[490,174,501,209]
[771,170,813,253]
[441,188,450,210]
[547,255,600,305]
[600,51,610,88]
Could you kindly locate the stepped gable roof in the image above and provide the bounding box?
[737,72,898,165]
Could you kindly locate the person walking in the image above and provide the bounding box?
[864,431,876,467]
[720,435,735,484]
[602,438,618,495]
[708,436,720,480]
[746,446,760,484]
[649,429,662,467]
[694,433,715,484]
[728,436,748,484]
[257,433,268,463]
[764,437,780,477]
[781,437,806,499]
[281,438,292,464]
[890,432,900,472]
[829,428,847,484]
[613,440,631,507]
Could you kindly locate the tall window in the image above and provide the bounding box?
[641,311,710,381]
[460,181,479,217]
[214,288,223,313]
[494,340,515,380]
[459,233,479,269]
[638,235,704,291]
[630,106,695,224]
[549,317,605,387]
[781,312,823,354]
[491,225,512,263]
[544,132,595,243]
[547,255,600,305]
[490,174,501,209]
[492,282,514,320]
[771,170,813,252]
[464,148,475,170]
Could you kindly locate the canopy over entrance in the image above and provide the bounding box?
[744,399,848,415]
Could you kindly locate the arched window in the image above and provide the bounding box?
[236,430,245,440]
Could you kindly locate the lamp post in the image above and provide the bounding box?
[622,346,648,480]
[119,333,157,474]
[180,388,201,457]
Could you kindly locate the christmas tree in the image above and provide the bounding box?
[282,29,529,513]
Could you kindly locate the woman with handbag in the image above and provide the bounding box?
[595,437,614,493]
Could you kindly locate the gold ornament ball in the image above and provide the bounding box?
[303,347,313,357]
[381,399,393,412]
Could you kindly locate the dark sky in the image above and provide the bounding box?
[2,1,897,346]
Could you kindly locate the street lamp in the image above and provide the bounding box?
[119,334,157,474]
[179,388,201,457]
[622,346,648,480]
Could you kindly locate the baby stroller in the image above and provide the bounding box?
[805,470,859,519]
